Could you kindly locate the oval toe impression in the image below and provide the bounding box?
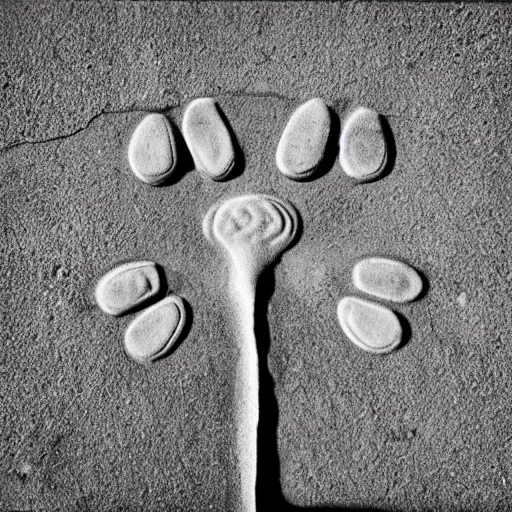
[339,107,387,181]
[124,295,187,364]
[353,257,423,303]
[95,261,161,316]
[182,98,235,181]
[128,113,177,185]
[337,296,402,354]
[276,98,331,181]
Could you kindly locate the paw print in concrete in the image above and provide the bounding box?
[94,96,427,512]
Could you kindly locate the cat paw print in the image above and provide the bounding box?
[95,98,392,362]
[94,95,423,512]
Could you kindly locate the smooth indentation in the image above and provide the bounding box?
[339,106,387,181]
[182,98,235,181]
[352,257,423,303]
[124,295,186,364]
[337,296,402,354]
[128,113,177,185]
[276,98,331,181]
[95,261,160,316]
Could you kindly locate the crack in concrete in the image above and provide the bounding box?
[0,91,295,156]
[0,108,141,155]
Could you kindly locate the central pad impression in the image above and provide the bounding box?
[204,194,298,284]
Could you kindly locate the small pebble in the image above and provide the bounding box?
[128,113,177,185]
[276,98,331,181]
[339,107,387,181]
[337,296,402,354]
[457,291,467,308]
[182,98,235,181]
[95,261,160,316]
[124,295,187,364]
[352,257,423,303]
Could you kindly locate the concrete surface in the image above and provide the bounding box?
[1,2,512,511]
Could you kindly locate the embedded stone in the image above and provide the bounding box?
[182,98,235,181]
[339,107,387,181]
[337,296,402,354]
[95,261,160,316]
[124,295,187,364]
[128,113,177,185]
[276,98,331,181]
[352,257,423,303]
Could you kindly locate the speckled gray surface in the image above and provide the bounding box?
[1,2,512,511]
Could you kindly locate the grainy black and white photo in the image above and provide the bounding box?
[1,2,511,511]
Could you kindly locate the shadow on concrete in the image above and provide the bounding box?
[254,269,400,512]
[359,114,396,185]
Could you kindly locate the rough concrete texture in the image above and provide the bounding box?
[1,2,512,511]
